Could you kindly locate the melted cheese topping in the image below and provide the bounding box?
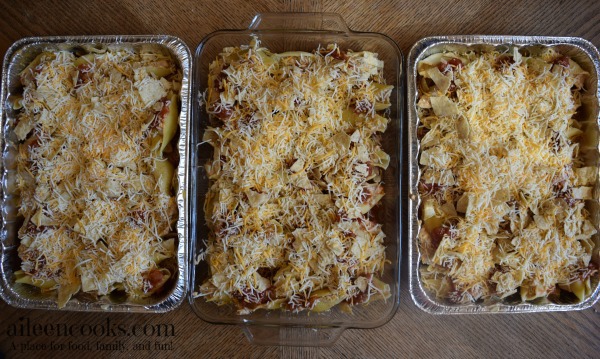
[199,40,391,313]
[14,47,180,305]
[417,49,597,303]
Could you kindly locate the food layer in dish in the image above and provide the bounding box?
[11,45,181,307]
[199,39,393,314]
[416,47,597,304]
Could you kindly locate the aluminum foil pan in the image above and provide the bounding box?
[0,35,191,312]
[408,36,600,314]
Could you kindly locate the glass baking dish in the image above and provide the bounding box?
[408,36,600,314]
[0,35,191,312]
[189,13,403,346]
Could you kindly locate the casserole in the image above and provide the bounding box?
[190,13,403,345]
[0,35,191,312]
[408,36,600,314]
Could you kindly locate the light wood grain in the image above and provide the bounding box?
[1,1,599,358]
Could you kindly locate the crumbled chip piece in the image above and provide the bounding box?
[430,96,458,116]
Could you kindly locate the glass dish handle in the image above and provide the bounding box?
[248,12,350,33]
[242,325,344,346]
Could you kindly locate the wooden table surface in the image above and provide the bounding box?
[0,0,599,358]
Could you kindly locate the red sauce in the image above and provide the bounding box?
[429,226,450,251]
[24,134,40,149]
[319,48,348,61]
[345,274,374,305]
[579,263,598,280]
[234,287,275,310]
[330,49,347,61]
[213,65,230,92]
[552,181,579,207]
[346,290,369,305]
[419,182,445,195]
[147,98,171,130]
[143,269,165,292]
[494,55,515,70]
[75,63,93,88]
[131,210,148,226]
[417,126,430,140]
[209,103,233,121]
[553,56,570,68]
[158,99,171,119]
[448,81,457,93]
[438,58,464,74]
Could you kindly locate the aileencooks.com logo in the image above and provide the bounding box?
[6,317,175,338]
[5,317,176,353]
